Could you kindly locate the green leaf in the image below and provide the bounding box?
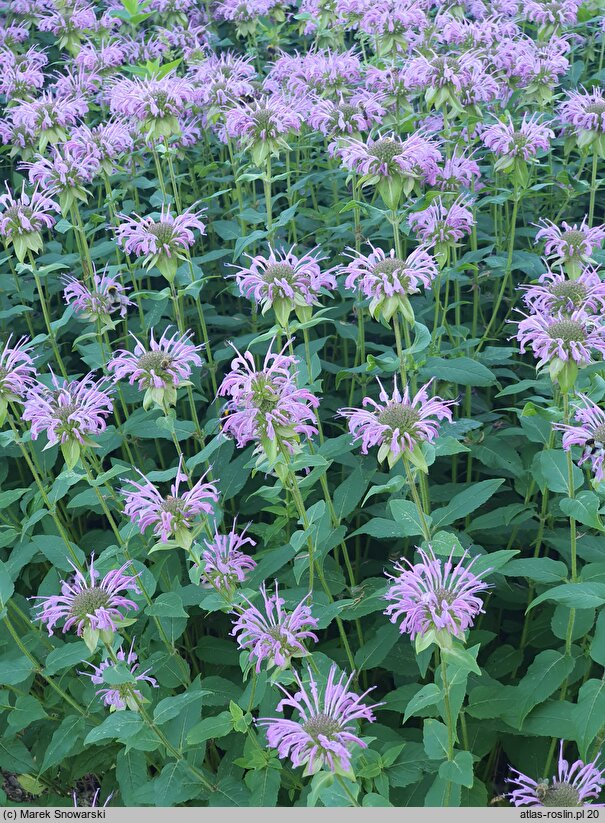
[502,650,575,728]
[527,582,605,612]
[41,716,85,773]
[389,499,434,536]
[574,679,605,759]
[423,719,449,760]
[116,749,150,806]
[246,768,281,807]
[438,751,474,788]
[146,592,188,618]
[154,760,206,806]
[424,774,461,807]
[44,641,91,676]
[431,480,504,528]
[7,695,48,732]
[84,712,144,745]
[590,610,605,666]
[354,622,401,671]
[502,558,568,584]
[0,559,14,607]
[420,357,497,387]
[153,691,206,725]
[186,712,232,745]
[532,450,583,494]
[560,493,605,531]
[403,684,442,724]
[28,535,85,572]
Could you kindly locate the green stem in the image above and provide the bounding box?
[403,459,431,542]
[27,252,68,378]
[589,149,599,227]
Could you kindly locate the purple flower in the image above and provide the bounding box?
[115,206,205,280]
[0,46,47,101]
[508,741,604,807]
[80,639,158,711]
[481,113,553,171]
[190,52,256,113]
[233,245,336,325]
[0,335,36,419]
[520,268,605,315]
[218,342,319,457]
[63,268,132,323]
[516,309,605,369]
[121,458,218,547]
[535,218,605,275]
[307,91,387,138]
[408,197,475,250]
[23,373,113,447]
[338,377,455,468]
[265,49,361,97]
[225,95,303,164]
[3,92,87,153]
[23,147,99,214]
[108,327,203,411]
[425,151,481,192]
[525,0,580,28]
[555,395,605,482]
[338,132,441,189]
[38,2,98,51]
[109,73,195,139]
[198,521,257,594]
[64,122,133,175]
[342,244,438,323]
[559,87,605,149]
[231,581,318,673]
[257,664,379,776]
[32,555,139,646]
[384,547,491,644]
[0,183,60,261]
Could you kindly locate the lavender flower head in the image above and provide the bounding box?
[555,395,605,483]
[23,373,113,469]
[425,151,481,192]
[0,335,36,413]
[342,244,438,323]
[32,555,140,652]
[257,664,379,776]
[116,206,206,281]
[535,218,605,278]
[515,309,605,391]
[231,581,319,674]
[23,147,99,215]
[520,267,605,315]
[384,546,491,650]
[559,87,605,154]
[408,197,475,262]
[508,741,604,807]
[225,95,304,165]
[108,327,203,412]
[63,268,132,324]
[65,122,134,176]
[0,183,60,261]
[218,342,319,462]
[121,458,218,549]
[197,521,257,595]
[233,245,336,326]
[338,132,441,209]
[109,73,195,139]
[80,639,158,711]
[338,377,456,470]
[481,113,553,176]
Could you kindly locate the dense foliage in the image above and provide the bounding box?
[0,0,605,809]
